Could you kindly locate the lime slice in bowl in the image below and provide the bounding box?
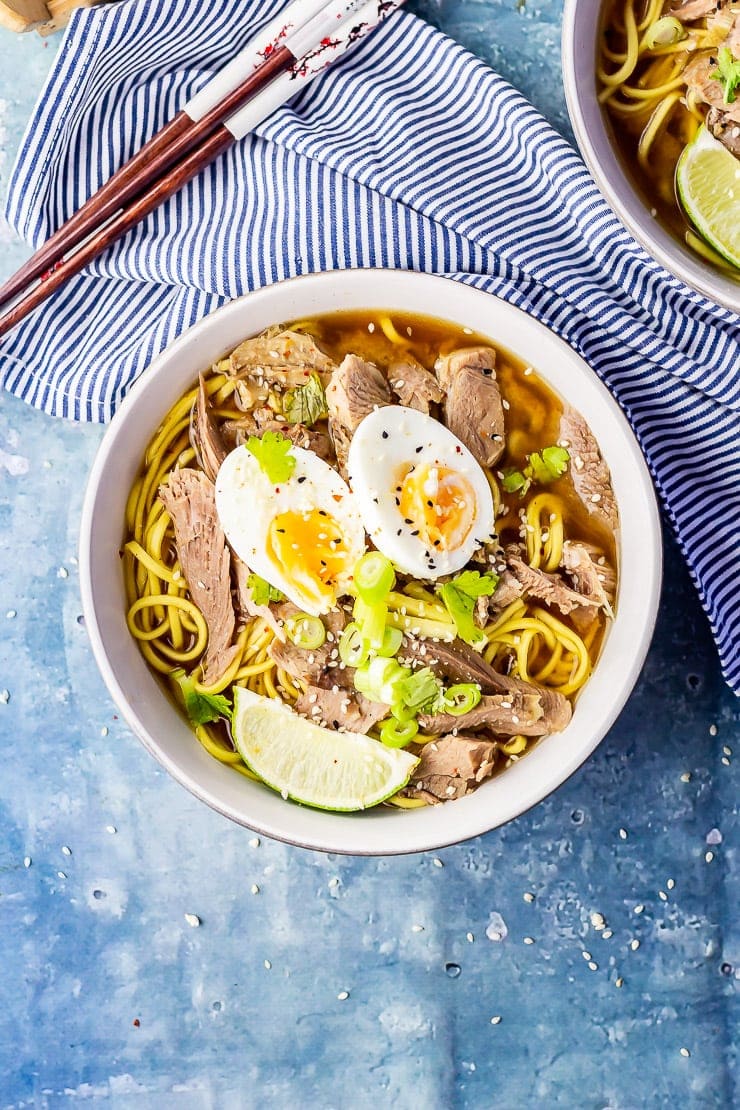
[232,687,419,812]
[676,126,740,271]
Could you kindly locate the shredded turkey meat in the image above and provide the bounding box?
[159,469,240,685]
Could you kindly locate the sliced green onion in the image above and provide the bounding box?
[389,697,417,724]
[380,717,419,749]
[353,552,395,604]
[338,623,370,668]
[643,16,686,49]
[377,625,403,658]
[443,683,482,716]
[354,656,409,704]
[353,596,388,650]
[285,614,326,651]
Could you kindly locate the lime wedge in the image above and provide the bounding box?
[676,126,740,270]
[232,687,419,812]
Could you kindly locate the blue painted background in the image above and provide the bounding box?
[0,2,737,1106]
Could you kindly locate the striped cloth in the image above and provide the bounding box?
[1,0,739,692]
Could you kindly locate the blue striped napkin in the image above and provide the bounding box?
[1,0,738,692]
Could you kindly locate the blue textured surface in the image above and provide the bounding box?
[0,2,737,1106]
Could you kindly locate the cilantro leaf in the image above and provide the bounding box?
[395,667,445,715]
[502,468,530,494]
[711,47,740,105]
[246,573,284,607]
[450,570,499,598]
[245,431,296,483]
[437,571,499,648]
[173,670,232,726]
[502,444,570,497]
[528,445,570,484]
[282,373,328,426]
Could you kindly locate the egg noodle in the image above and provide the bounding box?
[123,341,597,806]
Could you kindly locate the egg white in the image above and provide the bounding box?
[215,443,365,616]
[347,405,495,579]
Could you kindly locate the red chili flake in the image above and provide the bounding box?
[133,1018,140,1028]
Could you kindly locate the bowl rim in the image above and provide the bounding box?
[79,268,663,855]
[561,0,740,314]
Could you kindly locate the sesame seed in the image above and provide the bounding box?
[615,977,624,988]
[709,724,718,736]
[588,961,598,971]
[411,924,424,933]
[432,858,444,868]
[666,878,675,890]
[680,1047,690,1058]
[523,892,535,903]
[680,772,691,783]
[57,567,69,579]
[106,825,117,835]
[633,904,644,914]
[523,936,535,945]
[61,846,72,856]
[184,913,201,928]
[250,884,260,895]
[602,930,613,940]
[618,828,628,840]
[590,912,606,929]
[6,610,16,619]
[721,757,730,766]
[100,726,108,737]
[264,960,272,970]
[337,991,349,1001]
[630,939,640,951]
[0,690,10,705]
[23,857,31,868]
[723,745,732,756]
[57,871,66,880]
[590,494,601,503]
[705,851,714,863]
[659,890,668,901]
[466,932,474,943]
[490,1015,502,1024]
[582,951,592,961]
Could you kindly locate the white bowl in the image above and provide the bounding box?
[562,0,740,313]
[79,269,662,855]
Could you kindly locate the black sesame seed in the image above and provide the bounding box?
[404,518,413,525]
[297,476,307,484]
[415,445,423,453]
[411,530,420,537]
[382,430,389,439]
[397,528,403,536]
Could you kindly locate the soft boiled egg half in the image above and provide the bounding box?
[215,443,365,616]
[347,406,495,579]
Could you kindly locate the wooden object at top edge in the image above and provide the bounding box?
[0,0,105,35]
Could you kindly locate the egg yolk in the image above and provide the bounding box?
[267,509,352,609]
[398,464,476,551]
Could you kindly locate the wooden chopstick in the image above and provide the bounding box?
[0,55,290,317]
[0,0,398,339]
